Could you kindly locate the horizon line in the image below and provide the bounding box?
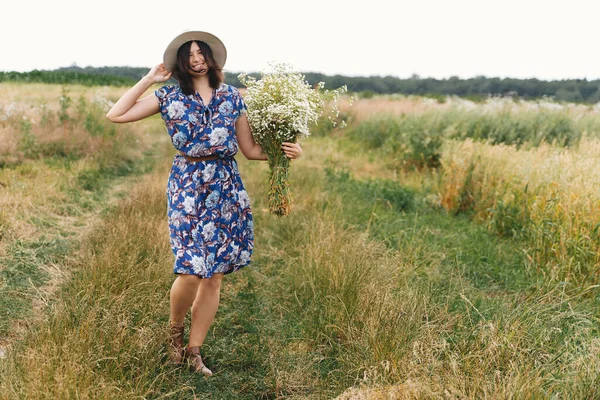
[2,65,600,83]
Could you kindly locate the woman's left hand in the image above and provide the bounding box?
[282,142,303,159]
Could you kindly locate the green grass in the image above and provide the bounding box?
[0,235,70,333]
[321,162,532,290]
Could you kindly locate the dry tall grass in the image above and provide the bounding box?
[337,95,448,122]
[339,93,600,124]
[438,138,600,284]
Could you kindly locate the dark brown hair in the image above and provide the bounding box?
[173,40,224,95]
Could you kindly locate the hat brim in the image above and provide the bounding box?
[163,31,227,72]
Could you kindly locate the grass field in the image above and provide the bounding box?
[1,84,599,399]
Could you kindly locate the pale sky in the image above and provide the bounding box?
[2,0,600,80]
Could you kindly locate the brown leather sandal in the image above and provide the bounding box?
[168,324,185,364]
[183,346,213,376]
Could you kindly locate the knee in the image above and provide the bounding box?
[201,274,223,293]
[177,274,202,288]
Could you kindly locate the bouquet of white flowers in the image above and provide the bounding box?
[239,63,346,216]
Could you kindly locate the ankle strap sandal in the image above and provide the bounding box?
[184,346,213,376]
[168,324,185,364]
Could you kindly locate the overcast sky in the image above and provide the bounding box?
[2,0,599,80]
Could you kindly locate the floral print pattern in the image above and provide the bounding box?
[155,83,253,278]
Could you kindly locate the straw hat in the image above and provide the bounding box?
[162,30,227,72]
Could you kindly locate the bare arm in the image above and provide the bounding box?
[235,114,303,161]
[105,63,172,123]
[235,114,268,160]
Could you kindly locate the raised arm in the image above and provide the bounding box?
[106,63,172,123]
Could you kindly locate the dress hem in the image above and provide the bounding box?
[173,261,251,279]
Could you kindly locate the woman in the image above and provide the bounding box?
[106,30,302,375]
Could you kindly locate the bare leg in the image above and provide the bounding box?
[188,273,223,347]
[169,274,201,327]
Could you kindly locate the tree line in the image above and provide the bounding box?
[1,65,599,103]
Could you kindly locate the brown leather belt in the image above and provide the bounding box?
[180,153,222,162]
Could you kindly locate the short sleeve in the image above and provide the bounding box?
[154,84,175,117]
[231,86,248,117]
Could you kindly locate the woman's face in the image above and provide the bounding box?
[188,41,207,74]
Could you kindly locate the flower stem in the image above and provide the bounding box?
[267,147,292,216]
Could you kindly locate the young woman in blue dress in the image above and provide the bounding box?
[106,31,302,375]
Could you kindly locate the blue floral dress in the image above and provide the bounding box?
[155,83,253,278]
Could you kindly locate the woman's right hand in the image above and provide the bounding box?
[106,65,166,123]
[146,63,173,83]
